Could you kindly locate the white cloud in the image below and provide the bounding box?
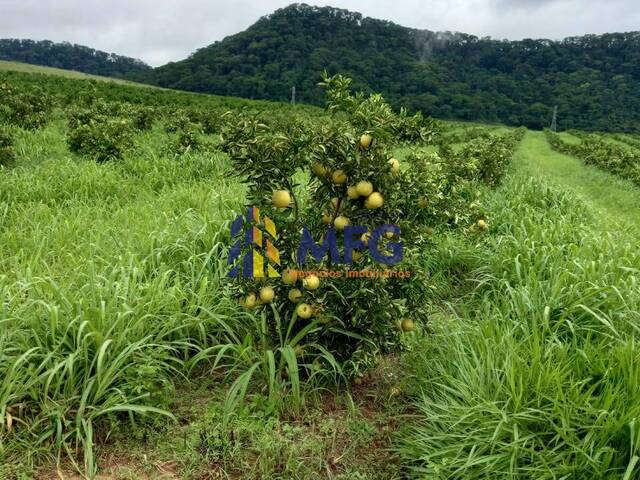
[0,0,637,66]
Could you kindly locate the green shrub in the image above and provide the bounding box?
[403,129,523,227]
[438,126,490,145]
[66,100,138,162]
[163,112,190,133]
[67,100,125,129]
[392,107,438,143]
[128,105,155,131]
[460,135,512,187]
[67,116,135,162]
[168,122,206,155]
[401,149,482,229]
[547,130,640,185]
[0,81,53,130]
[186,107,224,134]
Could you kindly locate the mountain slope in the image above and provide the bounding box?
[134,3,640,132]
[0,39,151,78]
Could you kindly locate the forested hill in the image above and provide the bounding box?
[133,3,640,132]
[0,39,151,78]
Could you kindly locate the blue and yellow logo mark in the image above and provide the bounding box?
[228,206,280,278]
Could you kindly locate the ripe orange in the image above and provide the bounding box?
[360,134,372,149]
[332,170,347,184]
[304,274,320,290]
[288,288,302,302]
[355,180,373,197]
[312,162,327,178]
[365,192,384,210]
[272,190,291,208]
[334,215,350,231]
[282,269,297,285]
[243,293,257,308]
[259,287,275,303]
[296,303,314,319]
[401,318,415,332]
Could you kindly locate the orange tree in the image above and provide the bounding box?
[215,74,503,405]
[0,80,53,130]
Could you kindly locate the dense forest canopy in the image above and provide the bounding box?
[131,3,640,132]
[0,39,151,77]
[3,4,639,132]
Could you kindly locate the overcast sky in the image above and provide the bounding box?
[1,0,637,66]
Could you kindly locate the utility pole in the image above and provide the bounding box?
[291,86,296,105]
[550,105,557,132]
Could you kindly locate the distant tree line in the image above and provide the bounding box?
[132,4,640,132]
[0,39,151,78]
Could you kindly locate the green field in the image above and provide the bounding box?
[0,60,153,87]
[1,65,639,480]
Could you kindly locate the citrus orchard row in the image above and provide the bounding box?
[546,129,640,185]
[220,74,524,382]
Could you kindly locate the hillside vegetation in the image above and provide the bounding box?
[133,3,640,132]
[0,39,151,78]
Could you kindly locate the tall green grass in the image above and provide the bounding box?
[520,131,640,228]
[397,172,640,479]
[0,120,245,476]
